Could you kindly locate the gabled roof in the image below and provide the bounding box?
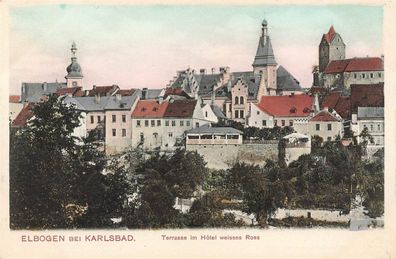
[211,105,227,119]
[350,83,384,112]
[141,89,162,100]
[12,103,34,127]
[357,107,384,119]
[195,73,222,96]
[321,91,351,119]
[186,124,242,135]
[164,99,197,118]
[117,89,136,96]
[88,85,119,97]
[163,87,191,99]
[277,66,302,91]
[323,26,336,44]
[132,100,169,118]
[21,82,67,102]
[56,87,82,96]
[9,95,20,103]
[230,72,260,100]
[104,91,140,110]
[253,36,277,67]
[310,110,340,122]
[324,57,384,74]
[256,95,313,117]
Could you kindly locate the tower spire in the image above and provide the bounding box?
[65,41,83,87]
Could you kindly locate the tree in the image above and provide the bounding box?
[9,95,120,229]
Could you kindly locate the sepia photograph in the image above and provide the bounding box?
[2,1,395,258]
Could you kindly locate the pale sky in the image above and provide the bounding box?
[9,5,383,94]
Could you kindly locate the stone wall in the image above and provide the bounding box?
[186,142,278,169]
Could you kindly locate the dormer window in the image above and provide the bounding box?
[290,107,297,113]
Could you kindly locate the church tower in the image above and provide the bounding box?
[318,26,345,73]
[253,19,277,97]
[65,42,83,88]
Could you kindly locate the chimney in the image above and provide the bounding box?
[142,88,148,100]
[211,68,215,74]
[94,94,101,103]
[200,69,206,74]
[313,93,320,113]
[211,86,215,105]
[116,93,122,101]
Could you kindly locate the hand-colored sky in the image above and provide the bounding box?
[9,5,383,94]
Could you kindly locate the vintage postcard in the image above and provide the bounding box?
[1,1,395,258]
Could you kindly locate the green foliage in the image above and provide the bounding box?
[188,191,245,228]
[9,95,124,229]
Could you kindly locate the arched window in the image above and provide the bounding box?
[234,96,239,104]
[240,96,244,104]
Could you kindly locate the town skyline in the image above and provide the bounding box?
[9,5,383,95]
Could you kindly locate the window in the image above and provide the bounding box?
[205,111,208,117]
[370,73,373,78]
[378,72,381,78]
[362,73,365,79]
[122,115,126,123]
[168,132,173,137]
[151,120,155,127]
[112,115,116,123]
[140,133,144,142]
[90,116,94,124]
[262,120,267,126]
[144,120,149,127]
[180,121,184,127]
[274,120,278,126]
[377,124,381,131]
[235,110,239,118]
[327,123,332,131]
[195,122,199,128]
[370,124,374,131]
[72,81,77,87]
[289,120,293,127]
[165,120,169,126]
[229,104,231,111]
[97,116,101,123]
[172,120,176,127]
[122,129,126,137]
[153,133,158,138]
[257,111,260,115]
[112,129,116,137]
[281,120,285,126]
[316,124,320,131]
[187,121,191,127]
[240,110,244,118]
[136,120,141,127]
[354,73,357,79]
[240,96,244,105]
[157,120,161,126]
[234,96,239,105]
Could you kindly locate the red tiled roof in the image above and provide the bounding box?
[321,91,351,119]
[56,87,82,96]
[324,57,384,74]
[117,89,136,96]
[324,26,336,44]
[132,100,169,118]
[310,110,339,122]
[163,88,190,99]
[350,83,384,112]
[308,86,328,95]
[88,85,118,97]
[164,99,197,117]
[74,90,86,97]
[9,95,20,103]
[256,95,313,117]
[12,103,34,127]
